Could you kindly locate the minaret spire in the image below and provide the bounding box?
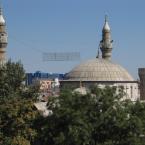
[105,15,107,22]
[103,15,110,32]
[100,15,113,60]
[0,4,7,65]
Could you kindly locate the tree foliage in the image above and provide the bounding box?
[37,87,145,145]
[0,60,25,97]
[1,61,145,145]
[0,61,40,145]
[0,97,40,145]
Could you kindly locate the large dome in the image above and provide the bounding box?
[65,58,134,81]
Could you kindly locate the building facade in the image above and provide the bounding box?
[138,68,145,100]
[26,71,65,86]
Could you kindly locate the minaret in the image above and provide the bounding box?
[100,16,113,60]
[0,6,8,65]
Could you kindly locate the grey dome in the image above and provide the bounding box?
[65,58,134,81]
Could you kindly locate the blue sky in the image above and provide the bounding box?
[2,0,145,79]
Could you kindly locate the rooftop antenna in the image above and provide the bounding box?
[96,44,101,58]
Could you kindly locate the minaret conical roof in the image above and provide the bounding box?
[0,7,5,25]
[102,15,110,32]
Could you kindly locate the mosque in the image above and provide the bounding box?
[61,16,139,101]
[0,5,142,101]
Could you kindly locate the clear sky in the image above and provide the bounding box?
[2,0,145,79]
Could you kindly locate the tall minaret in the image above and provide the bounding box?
[100,16,113,60]
[0,6,8,65]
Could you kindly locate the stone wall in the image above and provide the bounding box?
[60,81,139,101]
[139,68,145,100]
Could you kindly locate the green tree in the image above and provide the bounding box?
[1,61,145,145]
[0,61,41,145]
[0,60,25,98]
[37,87,145,145]
[0,60,40,101]
[0,97,41,145]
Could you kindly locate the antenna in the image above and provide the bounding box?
[96,43,101,58]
